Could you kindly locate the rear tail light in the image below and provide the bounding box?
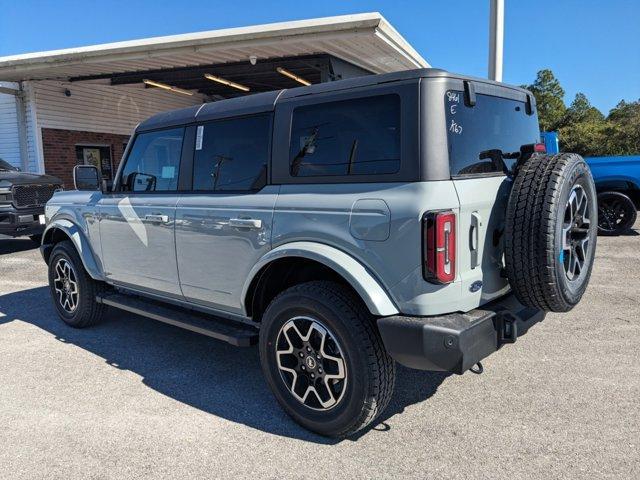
[423,211,456,284]
[534,142,547,153]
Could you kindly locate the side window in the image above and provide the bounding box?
[289,94,401,177]
[192,115,271,192]
[119,128,185,192]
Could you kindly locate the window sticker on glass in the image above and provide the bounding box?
[161,166,176,179]
[300,135,316,154]
[195,125,204,151]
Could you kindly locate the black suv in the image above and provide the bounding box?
[0,158,62,242]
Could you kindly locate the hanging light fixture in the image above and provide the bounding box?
[276,67,311,86]
[142,79,193,96]
[203,73,250,92]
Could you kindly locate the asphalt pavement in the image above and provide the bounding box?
[0,224,638,479]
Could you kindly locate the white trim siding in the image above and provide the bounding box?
[21,80,203,173]
[30,81,203,136]
[0,82,20,168]
[23,82,41,173]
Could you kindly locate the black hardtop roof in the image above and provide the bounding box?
[136,68,532,132]
[136,90,282,132]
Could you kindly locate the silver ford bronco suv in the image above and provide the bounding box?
[41,68,597,438]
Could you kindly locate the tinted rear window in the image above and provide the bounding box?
[445,91,540,176]
[289,94,401,177]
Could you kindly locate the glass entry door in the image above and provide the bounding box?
[75,145,114,185]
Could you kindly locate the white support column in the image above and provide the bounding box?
[23,81,45,174]
[488,0,504,82]
[15,85,30,172]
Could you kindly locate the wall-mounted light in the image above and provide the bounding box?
[142,79,193,96]
[276,67,311,86]
[203,74,250,92]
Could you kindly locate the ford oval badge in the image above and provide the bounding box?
[470,281,483,293]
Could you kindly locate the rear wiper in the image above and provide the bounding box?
[479,149,519,175]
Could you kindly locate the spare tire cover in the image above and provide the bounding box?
[504,153,597,312]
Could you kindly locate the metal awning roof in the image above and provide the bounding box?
[0,13,428,83]
[68,54,360,98]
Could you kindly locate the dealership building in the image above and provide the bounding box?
[0,13,427,187]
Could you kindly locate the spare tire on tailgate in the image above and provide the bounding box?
[504,153,597,312]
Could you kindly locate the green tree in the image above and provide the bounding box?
[559,120,608,157]
[522,69,566,131]
[562,92,604,126]
[605,99,640,155]
[558,93,608,156]
[524,69,639,156]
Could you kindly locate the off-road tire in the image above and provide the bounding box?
[505,153,597,312]
[259,281,395,438]
[48,240,106,327]
[596,191,637,236]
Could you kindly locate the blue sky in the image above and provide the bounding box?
[1,0,638,114]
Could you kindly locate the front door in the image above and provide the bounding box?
[175,114,275,314]
[99,127,186,297]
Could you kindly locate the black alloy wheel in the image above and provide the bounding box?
[597,191,637,236]
[259,281,395,438]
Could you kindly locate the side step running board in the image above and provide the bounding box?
[96,293,258,347]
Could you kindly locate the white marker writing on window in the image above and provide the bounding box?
[449,119,463,134]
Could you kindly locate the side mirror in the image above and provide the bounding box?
[129,172,157,192]
[73,165,101,191]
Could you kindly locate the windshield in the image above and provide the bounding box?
[0,159,19,172]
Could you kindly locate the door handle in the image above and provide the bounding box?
[229,218,262,229]
[144,214,169,224]
[470,211,483,269]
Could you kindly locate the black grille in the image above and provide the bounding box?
[12,184,59,209]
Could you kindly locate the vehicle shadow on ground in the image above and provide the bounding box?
[0,286,448,444]
[0,237,39,255]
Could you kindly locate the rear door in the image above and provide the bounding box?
[445,89,541,304]
[175,114,277,314]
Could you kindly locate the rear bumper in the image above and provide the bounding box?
[0,207,45,237]
[377,293,544,375]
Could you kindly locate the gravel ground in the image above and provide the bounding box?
[0,223,638,480]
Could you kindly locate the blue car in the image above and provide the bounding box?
[540,133,639,236]
[586,156,640,235]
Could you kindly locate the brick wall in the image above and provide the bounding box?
[42,128,130,188]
